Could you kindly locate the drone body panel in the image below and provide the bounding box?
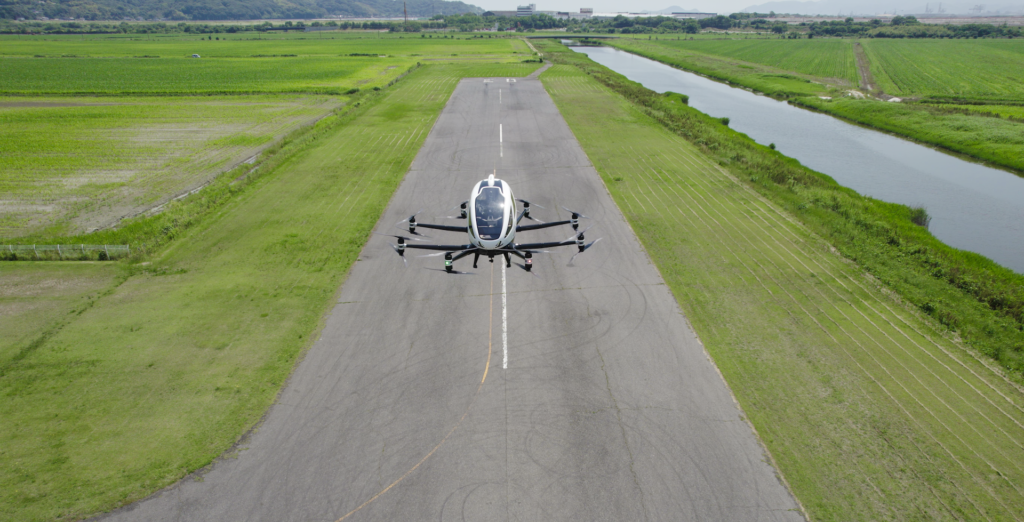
[468,174,516,251]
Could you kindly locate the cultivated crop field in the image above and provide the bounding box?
[0,60,541,522]
[862,39,1024,98]
[543,62,1024,521]
[609,39,845,96]
[0,56,402,95]
[0,31,532,58]
[644,38,859,83]
[1,95,341,237]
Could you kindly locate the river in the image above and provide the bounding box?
[569,45,1024,273]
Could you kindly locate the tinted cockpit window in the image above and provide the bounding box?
[475,187,505,240]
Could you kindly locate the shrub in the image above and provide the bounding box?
[910,206,932,228]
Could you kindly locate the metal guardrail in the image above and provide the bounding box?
[3,244,130,259]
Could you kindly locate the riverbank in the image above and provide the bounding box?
[606,37,1024,177]
[537,39,1024,520]
[537,38,1024,381]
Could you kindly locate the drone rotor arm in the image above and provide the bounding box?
[415,223,470,233]
[515,220,571,232]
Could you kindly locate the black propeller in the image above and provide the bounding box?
[517,199,545,222]
[560,224,595,243]
[568,237,602,266]
[396,209,430,236]
[376,232,428,267]
[559,206,590,220]
[437,201,469,220]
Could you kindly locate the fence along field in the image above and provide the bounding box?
[0,95,340,238]
[862,39,1024,99]
[541,62,1024,521]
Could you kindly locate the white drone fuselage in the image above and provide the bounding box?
[468,174,517,250]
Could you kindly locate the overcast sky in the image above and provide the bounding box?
[469,0,757,14]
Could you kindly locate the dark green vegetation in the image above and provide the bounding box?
[796,97,1024,173]
[607,37,1024,175]
[0,0,481,21]
[539,39,1024,520]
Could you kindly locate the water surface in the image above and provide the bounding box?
[572,46,1024,273]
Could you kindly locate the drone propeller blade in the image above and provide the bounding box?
[395,209,425,227]
[423,267,475,275]
[560,206,590,220]
[567,238,602,266]
[374,232,428,242]
[389,244,409,267]
[395,223,431,237]
[513,263,542,277]
[561,224,595,243]
[516,198,545,210]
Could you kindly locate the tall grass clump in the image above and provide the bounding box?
[909,205,931,228]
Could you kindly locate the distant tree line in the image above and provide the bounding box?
[804,16,1023,38]
[2,11,1021,38]
[0,0,481,22]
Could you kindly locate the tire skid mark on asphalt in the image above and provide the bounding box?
[332,261,496,521]
[622,144,1004,518]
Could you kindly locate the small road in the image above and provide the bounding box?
[98,73,803,521]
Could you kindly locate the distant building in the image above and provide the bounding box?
[517,4,536,16]
[671,11,717,19]
[580,7,593,14]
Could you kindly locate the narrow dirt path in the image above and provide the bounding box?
[853,41,879,94]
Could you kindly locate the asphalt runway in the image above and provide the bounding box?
[99,71,804,521]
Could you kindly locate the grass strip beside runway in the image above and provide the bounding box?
[0,62,537,522]
[542,63,1024,520]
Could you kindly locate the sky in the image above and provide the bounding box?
[468,1,755,14]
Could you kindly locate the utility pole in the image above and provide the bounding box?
[404,1,408,24]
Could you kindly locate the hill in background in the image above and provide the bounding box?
[0,0,483,21]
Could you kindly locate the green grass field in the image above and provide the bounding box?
[542,62,1024,521]
[0,33,533,95]
[0,61,539,522]
[1,95,342,237]
[604,37,1024,174]
[862,39,1024,99]
[608,38,845,97]
[0,31,531,58]
[797,97,1024,173]
[0,56,402,94]
[637,38,859,83]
